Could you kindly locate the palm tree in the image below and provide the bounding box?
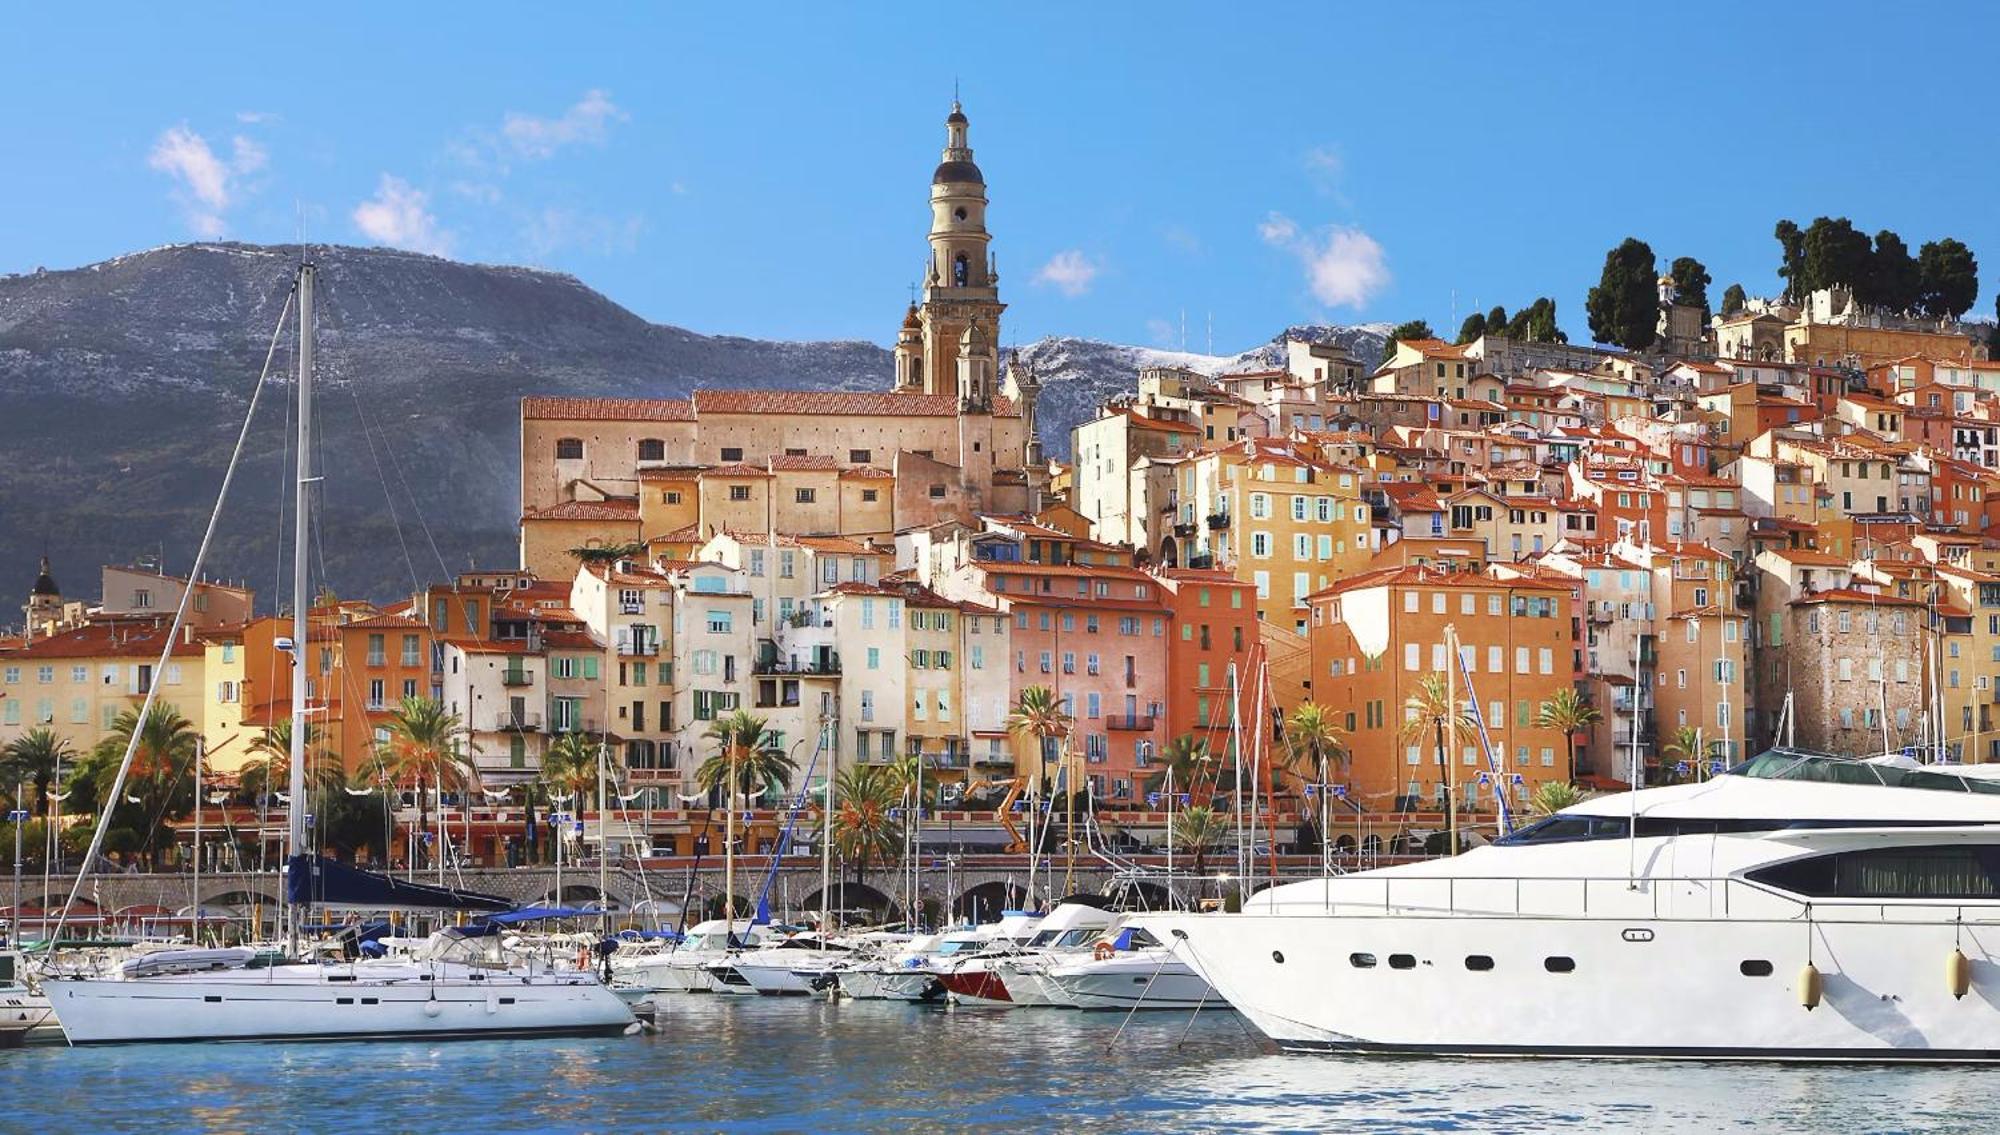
[693,710,790,938]
[1143,734,1214,802]
[1528,780,1591,816]
[2,727,73,815]
[1534,688,1602,783]
[1282,703,1348,857]
[831,765,903,887]
[382,696,473,868]
[91,706,201,868]
[1397,673,1476,809]
[1005,685,1072,796]
[236,720,327,804]
[1663,725,1710,784]
[1170,804,1225,878]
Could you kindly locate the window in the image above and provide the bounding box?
[663,490,683,504]
[796,488,816,504]
[555,438,583,460]
[638,438,666,462]
[1739,960,1774,977]
[729,485,751,501]
[706,610,732,634]
[861,488,879,502]
[1544,956,1576,974]
[1464,955,1495,972]
[929,484,947,500]
[1348,953,1377,969]
[721,447,743,462]
[1387,954,1416,970]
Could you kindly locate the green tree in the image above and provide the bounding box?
[1142,733,1215,802]
[382,696,474,855]
[1585,238,1659,350]
[1169,804,1225,877]
[1485,305,1508,334]
[1533,688,1602,783]
[695,709,791,927]
[1867,230,1920,313]
[540,731,601,806]
[1509,297,1566,343]
[830,764,902,885]
[1663,725,1710,783]
[1774,220,1805,301]
[1281,703,1348,855]
[567,542,647,565]
[86,706,201,868]
[2,727,75,815]
[1454,312,1486,344]
[1379,320,1436,361]
[1396,673,1477,805]
[1800,216,1871,295]
[1917,238,1979,319]
[1721,283,1748,317]
[1528,780,1590,817]
[1005,685,1073,798]
[1668,256,1712,322]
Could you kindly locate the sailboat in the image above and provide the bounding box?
[47,262,633,1044]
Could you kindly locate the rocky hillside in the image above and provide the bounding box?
[0,243,1384,605]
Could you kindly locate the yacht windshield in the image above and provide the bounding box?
[1730,749,2000,795]
[416,929,510,968]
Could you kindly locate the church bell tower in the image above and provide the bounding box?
[913,100,1004,396]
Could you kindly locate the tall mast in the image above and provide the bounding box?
[286,262,314,948]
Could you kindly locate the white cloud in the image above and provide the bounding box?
[1034,249,1101,297]
[1259,211,1390,309]
[1256,212,1299,245]
[148,124,267,238]
[502,89,626,160]
[352,174,452,256]
[523,207,644,258]
[451,180,503,205]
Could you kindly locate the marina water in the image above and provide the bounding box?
[4,996,1991,1133]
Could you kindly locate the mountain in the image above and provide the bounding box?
[0,242,1384,606]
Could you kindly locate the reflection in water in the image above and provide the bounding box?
[1,999,1992,1133]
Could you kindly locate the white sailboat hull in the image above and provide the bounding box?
[51,973,633,1044]
[1047,954,1217,1010]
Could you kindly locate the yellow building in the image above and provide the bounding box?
[1173,438,1372,631]
[0,621,206,755]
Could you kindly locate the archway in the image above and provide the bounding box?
[1158,536,1179,568]
[953,880,1026,924]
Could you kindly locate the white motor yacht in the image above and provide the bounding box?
[988,901,1120,1007]
[610,920,765,996]
[1045,925,1218,1010]
[1143,749,2000,1060]
[52,926,634,1045]
[725,934,856,996]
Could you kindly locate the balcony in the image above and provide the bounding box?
[1172,521,1196,538]
[972,750,1014,768]
[618,601,644,615]
[501,669,534,687]
[618,641,661,657]
[499,711,542,733]
[1206,512,1231,530]
[1106,714,1156,731]
[755,655,841,677]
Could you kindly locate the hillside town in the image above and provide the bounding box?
[6,101,1998,871]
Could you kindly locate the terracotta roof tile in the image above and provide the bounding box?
[521,499,641,522]
[523,396,694,421]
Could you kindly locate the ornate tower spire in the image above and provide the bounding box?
[906,100,1005,397]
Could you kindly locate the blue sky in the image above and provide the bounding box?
[5,3,1996,352]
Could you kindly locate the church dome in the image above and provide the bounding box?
[902,304,922,331]
[31,555,59,597]
[933,159,983,186]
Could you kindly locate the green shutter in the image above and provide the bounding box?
[582,656,599,680]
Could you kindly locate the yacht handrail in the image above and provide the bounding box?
[1266,871,2000,926]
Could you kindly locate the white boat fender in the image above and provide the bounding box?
[1948,949,1972,1000]
[623,1020,648,1036]
[1798,963,1822,1011]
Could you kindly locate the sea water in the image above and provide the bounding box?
[2,996,1995,1133]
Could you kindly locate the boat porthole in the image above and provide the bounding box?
[1387,954,1416,970]
[1740,959,1774,977]
[1349,952,1377,969]
[1465,955,1495,972]
[1271,950,1285,964]
[1544,956,1576,974]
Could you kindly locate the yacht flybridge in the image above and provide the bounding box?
[1143,748,2000,1061]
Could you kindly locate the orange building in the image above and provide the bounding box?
[1306,565,1579,814]
[238,606,434,774]
[1157,568,1259,751]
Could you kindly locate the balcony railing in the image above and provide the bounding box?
[618,601,644,615]
[502,670,534,687]
[754,658,841,676]
[619,641,661,657]
[1107,714,1156,731]
[973,751,1013,767]
[499,711,542,732]
[1172,521,1197,538]
[1206,512,1231,530]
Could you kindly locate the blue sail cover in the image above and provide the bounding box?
[285,855,512,912]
